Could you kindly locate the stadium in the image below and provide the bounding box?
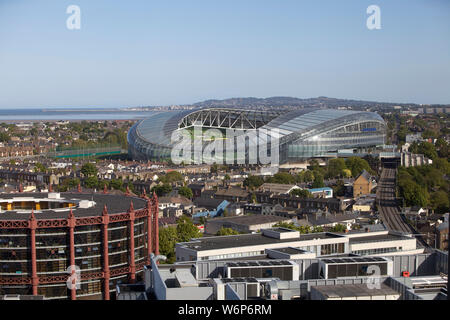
[128,107,386,164]
[0,191,159,300]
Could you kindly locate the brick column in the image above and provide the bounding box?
[101,205,110,300]
[128,201,136,283]
[29,210,38,295]
[152,193,159,255]
[146,199,152,265]
[68,209,76,300]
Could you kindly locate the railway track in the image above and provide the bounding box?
[376,167,429,249]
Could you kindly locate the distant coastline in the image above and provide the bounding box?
[0,108,158,122]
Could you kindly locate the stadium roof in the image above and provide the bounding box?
[129,107,385,150]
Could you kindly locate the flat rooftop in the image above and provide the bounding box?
[349,233,412,244]
[321,256,388,264]
[269,247,309,255]
[207,215,289,226]
[312,283,399,299]
[180,232,343,251]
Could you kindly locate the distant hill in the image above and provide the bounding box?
[140,96,449,112]
[193,96,414,110]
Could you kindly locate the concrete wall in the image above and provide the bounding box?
[350,238,417,253]
[152,261,167,300]
[388,277,422,300]
[183,236,348,261]
[186,252,441,282]
[433,250,448,275]
[175,243,199,262]
[166,287,213,300]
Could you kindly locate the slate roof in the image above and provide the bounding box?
[306,213,359,226]
[355,169,371,182]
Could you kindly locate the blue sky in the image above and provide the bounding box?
[0,0,449,108]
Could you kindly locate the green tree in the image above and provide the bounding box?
[159,171,184,184]
[151,183,173,196]
[199,216,207,225]
[431,191,449,214]
[290,189,311,198]
[345,157,372,177]
[312,226,324,233]
[58,178,80,192]
[332,180,346,197]
[243,175,264,190]
[432,158,450,175]
[422,129,439,140]
[309,159,321,172]
[178,186,193,199]
[362,155,381,173]
[327,158,346,178]
[400,181,429,207]
[266,172,295,184]
[30,127,39,137]
[127,181,135,193]
[176,216,202,243]
[342,169,352,178]
[410,142,438,160]
[109,179,124,191]
[34,162,47,173]
[312,173,325,188]
[159,226,178,264]
[81,163,98,177]
[216,227,240,236]
[435,138,449,159]
[304,170,314,182]
[272,222,314,234]
[330,224,347,232]
[0,132,10,142]
[210,163,219,173]
[84,176,99,189]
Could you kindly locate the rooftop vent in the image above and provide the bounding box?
[262,228,300,240]
[174,272,199,288]
[78,200,95,209]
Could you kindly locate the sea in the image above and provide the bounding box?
[0,108,159,122]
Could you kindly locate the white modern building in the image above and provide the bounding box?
[175,228,422,262]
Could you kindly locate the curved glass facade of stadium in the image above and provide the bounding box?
[128,108,386,163]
